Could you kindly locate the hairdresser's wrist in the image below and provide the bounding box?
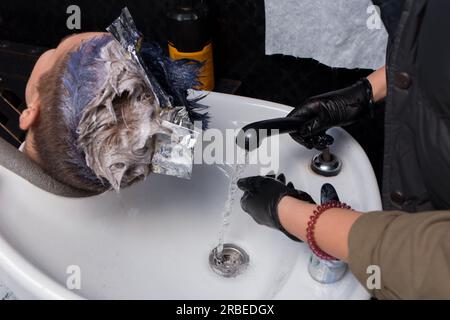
[278,196,316,242]
[366,66,387,103]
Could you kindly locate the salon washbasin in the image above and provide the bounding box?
[0,92,381,300]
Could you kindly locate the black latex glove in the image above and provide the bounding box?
[288,79,374,150]
[237,174,315,242]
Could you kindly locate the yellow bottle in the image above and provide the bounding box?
[167,0,215,91]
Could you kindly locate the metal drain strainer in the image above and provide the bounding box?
[209,244,249,278]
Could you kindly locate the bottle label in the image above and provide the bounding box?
[168,42,215,91]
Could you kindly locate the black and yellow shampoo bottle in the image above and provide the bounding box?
[167,0,215,91]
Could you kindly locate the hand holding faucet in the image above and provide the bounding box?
[287,78,375,150]
[237,70,384,152]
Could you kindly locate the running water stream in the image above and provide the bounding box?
[215,152,249,259]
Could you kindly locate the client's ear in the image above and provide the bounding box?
[20,101,41,131]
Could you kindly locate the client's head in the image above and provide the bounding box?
[20,32,195,193]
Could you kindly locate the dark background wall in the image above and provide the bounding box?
[0,0,385,186]
[0,0,378,104]
[0,0,266,82]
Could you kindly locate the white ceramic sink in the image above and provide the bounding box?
[0,92,381,300]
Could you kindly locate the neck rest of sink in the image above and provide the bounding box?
[0,137,94,198]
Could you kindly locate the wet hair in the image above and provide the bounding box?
[33,35,206,193]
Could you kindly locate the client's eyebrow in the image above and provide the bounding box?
[59,34,77,45]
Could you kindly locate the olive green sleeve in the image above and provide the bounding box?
[348,210,450,300]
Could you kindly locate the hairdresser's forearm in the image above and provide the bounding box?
[278,197,362,262]
[366,66,387,102]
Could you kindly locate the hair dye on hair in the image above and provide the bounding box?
[55,34,206,191]
[32,9,207,193]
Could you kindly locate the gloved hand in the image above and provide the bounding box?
[237,173,315,242]
[288,79,374,150]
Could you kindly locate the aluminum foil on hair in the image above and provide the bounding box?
[106,7,199,180]
[107,7,171,110]
[152,108,199,179]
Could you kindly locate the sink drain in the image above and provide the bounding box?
[209,244,249,278]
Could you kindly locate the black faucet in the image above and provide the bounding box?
[235,117,342,177]
[235,117,336,152]
[235,117,311,152]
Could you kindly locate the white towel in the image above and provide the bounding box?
[19,142,26,153]
[265,0,388,69]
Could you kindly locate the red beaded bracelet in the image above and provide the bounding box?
[306,200,352,261]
